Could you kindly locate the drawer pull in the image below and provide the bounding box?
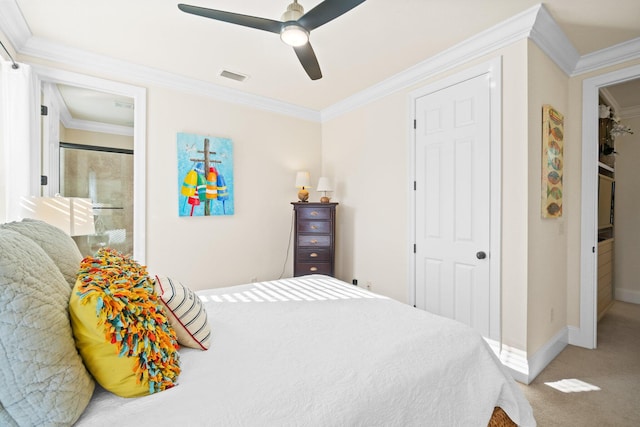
[311,225,318,230]
[310,239,318,244]
[310,252,318,258]
[310,211,319,216]
[310,266,318,272]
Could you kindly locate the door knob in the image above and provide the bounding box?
[476,251,487,260]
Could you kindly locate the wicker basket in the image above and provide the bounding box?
[488,407,517,427]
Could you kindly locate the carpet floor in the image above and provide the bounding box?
[520,301,640,426]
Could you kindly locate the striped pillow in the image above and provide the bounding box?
[154,276,211,350]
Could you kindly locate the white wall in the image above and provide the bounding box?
[322,91,410,302]
[6,25,640,363]
[62,126,134,150]
[144,84,321,289]
[612,114,640,303]
[7,51,323,291]
[526,42,569,353]
[499,41,530,352]
[322,40,533,351]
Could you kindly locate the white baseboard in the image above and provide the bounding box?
[615,287,640,304]
[527,328,568,382]
[497,344,530,384]
[495,327,568,385]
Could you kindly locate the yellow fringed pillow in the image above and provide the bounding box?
[69,248,180,398]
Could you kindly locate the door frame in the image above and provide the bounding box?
[575,63,640,349]
[31,65,147,263]
[408,57,503,343]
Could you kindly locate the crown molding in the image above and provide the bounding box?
[63,118,134,137]
[47,81,74,124]
[45,72,135,136]
[574,37,640,76]
[618,105,640,119]
[321,4,544,121]
[600,84,640,120]
[0,1,320,123]
[528,4,580,75]
[0,0,30,48]
[20,36,321,123]
[599,86,621,111]
[1,0,638,122]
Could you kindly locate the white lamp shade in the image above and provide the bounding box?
[295,171,311,189]
[316,177,333,192]
[19,196,96,236]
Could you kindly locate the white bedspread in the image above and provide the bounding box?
[75,275,535,426]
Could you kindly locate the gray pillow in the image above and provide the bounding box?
[0,229,94,426]
[1,219,83,288]
[0,404,18,427]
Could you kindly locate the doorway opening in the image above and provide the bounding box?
[34,66,147,262]
[578,63,640,349]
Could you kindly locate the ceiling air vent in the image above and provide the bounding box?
[219,69,248,82]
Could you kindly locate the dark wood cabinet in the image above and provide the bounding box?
[292,202,338,277]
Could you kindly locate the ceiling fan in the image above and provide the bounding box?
[177,0,367,80]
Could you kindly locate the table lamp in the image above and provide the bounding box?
[295,171,311,202]
[316,177,333,203]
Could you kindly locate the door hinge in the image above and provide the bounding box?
[413,244,416,253]
[41,105,48,116]
[413,181,416,191]
[413,119,416,129]
[592,246,595,253]
[40,175,48,185]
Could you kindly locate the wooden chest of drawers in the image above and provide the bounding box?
[292,202,338,277]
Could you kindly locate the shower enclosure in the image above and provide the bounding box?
[60,142,134,256]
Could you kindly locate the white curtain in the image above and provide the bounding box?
[0,59,39,222]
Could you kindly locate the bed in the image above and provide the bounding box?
[0,220,535,426]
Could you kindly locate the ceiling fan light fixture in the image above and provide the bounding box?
[178,0,368,80]
[281,0,304,22]
[280,23,309,47]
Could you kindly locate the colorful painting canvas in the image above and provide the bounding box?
[177,132,234,217]
[541,105,563,218]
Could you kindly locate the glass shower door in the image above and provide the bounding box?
[60,143,134,257]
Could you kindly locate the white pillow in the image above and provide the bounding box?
[154,276,211,350]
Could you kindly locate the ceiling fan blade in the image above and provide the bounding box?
[298,0,366,31]
[178,4,283,34]
[293,43,322,80]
